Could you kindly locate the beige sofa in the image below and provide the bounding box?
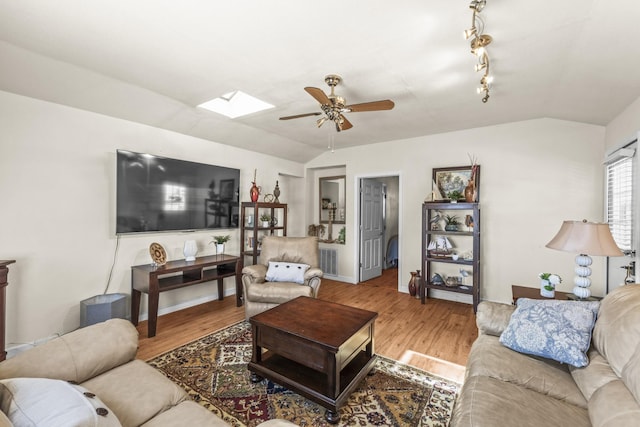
[0,318,296,427]
[451,284,640,427]
[242,236,323,319]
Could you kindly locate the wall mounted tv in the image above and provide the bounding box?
[116,150,240,234]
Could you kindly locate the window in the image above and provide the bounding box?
[606,148,635,251]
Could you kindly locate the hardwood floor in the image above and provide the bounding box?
[136,268,478,383]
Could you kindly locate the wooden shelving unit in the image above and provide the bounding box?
[240,202,287,266]
[420,202,481,312]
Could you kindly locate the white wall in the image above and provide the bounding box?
[0,91,304,345]
[307,118,607,304]
[605,95,640,152]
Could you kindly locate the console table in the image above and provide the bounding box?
[0,260,16,361]
[131,255,242,338]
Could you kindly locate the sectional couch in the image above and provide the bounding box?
[451,284,640,426]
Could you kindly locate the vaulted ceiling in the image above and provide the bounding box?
[1,0,639,162]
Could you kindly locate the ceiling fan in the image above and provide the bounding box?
[279,74,395,132]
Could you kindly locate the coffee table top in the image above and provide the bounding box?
[250,296,378,350]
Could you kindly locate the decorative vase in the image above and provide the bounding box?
[183,240,198,261]
[250,182,260,202]
[445,224,458,232]
[540,279,555,298]
[273,181,281,203]
[415,270,422,299]
[408,271,418,297]
[464,181,475,203]
[262,221,269,227]
[215,243,225,256]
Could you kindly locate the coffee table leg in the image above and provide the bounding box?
[250,372,263,383]
[325,409,339,424]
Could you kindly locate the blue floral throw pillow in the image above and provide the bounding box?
[499,299,600,367]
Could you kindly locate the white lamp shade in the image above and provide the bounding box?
[546,220,623,257]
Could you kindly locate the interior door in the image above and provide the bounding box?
[360,178,384,281]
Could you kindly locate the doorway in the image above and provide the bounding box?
[358,175,400,285]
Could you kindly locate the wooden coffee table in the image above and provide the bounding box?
[248,296,378,424]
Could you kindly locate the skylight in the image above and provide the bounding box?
[197,90,274,118]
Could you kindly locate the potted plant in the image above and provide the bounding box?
[447,190,463,203]
[444,214,460,232]
[210,235,231,255]
[539,272,562,298]
[259,213,271,227]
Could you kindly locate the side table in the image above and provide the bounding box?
[511,285,572,304]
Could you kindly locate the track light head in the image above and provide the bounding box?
[469,0,486,12]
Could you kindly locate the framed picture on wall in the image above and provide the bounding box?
[322,198,331,209]
[432,165,480,202]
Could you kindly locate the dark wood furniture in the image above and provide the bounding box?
[131,255,241,338]
[248,296,378,424]
[240,202,287,266]
[421,202,481,311]
[511,285,601,304]
[0,260,15,361]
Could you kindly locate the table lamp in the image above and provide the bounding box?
[546,220,623,299]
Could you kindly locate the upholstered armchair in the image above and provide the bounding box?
[242,236,323,318]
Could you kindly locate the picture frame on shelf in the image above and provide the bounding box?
[321,198,331,209]
[432,165,480,202]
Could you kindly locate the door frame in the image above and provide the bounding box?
[353,171,403,290]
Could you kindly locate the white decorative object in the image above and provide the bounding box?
[183,240,198,261]
[540,279,555,298]
[216,243,225,256]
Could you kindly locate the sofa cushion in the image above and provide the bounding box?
[140,401,229,427]
[591,284,640,404]
[588,378,640,427]
[451,375,590,427]
[466,334,587,408]
[569,348,620,401]
[0,319,138,384]
[81,360,187,427]
[499,299,599,367]
[0,377,121,427]
[265,261,310,284]
[245,282,313,304]
[476,301,516,336]
[0,410,11,427]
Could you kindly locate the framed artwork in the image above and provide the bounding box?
[432,165,480,202]
[220,179,235,201]
[321,198,331,209]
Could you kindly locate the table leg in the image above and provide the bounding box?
[216,278,224,301]
[147,291,159,338]
[325,410,339,424]
[131,289,141,326]
[235,258,243,307]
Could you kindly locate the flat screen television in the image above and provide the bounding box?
[116,150,240,234]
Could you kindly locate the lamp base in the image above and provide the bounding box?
[572,286,591,299]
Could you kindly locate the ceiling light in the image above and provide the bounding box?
[464,0,494,103]
[198,90,274,119]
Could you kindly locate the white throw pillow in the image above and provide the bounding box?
[0,378,122,427]
[265,261,310,284]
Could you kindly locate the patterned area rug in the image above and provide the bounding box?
[147,321,460,427]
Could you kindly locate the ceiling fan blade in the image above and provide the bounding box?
[304,87,331,105]
[279,112,322,120]
[346,99,395,112]
[338,115,353,131]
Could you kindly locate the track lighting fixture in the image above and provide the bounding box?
[465,0,493,102]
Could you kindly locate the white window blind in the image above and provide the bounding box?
[606,154,634,251]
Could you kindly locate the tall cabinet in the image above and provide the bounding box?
[240,202,287,266]
[420,202,481,312]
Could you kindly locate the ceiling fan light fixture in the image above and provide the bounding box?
[316,117,327,128]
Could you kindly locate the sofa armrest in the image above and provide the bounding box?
[242,264,267,284]
[304,267,323,297]
[0,318,138,383]
[476,301,516,336]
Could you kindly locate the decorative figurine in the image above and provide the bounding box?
[273,180,281,203]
